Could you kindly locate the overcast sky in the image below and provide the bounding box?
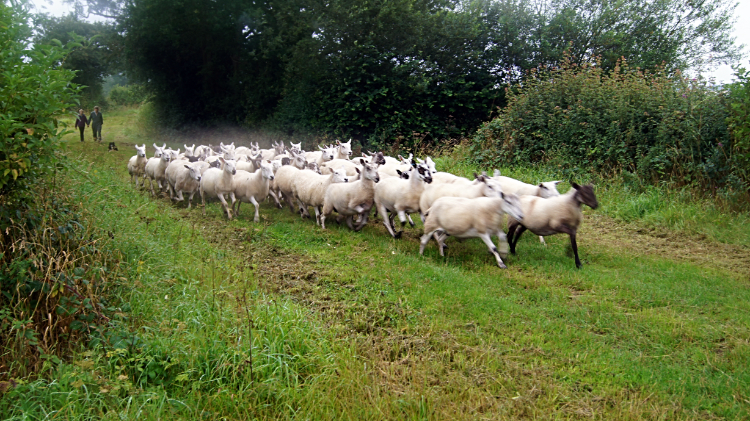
[29,0,750,84]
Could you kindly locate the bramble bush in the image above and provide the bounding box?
[471,54,748,208]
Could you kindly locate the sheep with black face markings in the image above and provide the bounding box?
[419,193,524,268]
[507,183,598,268]
[374,162,433,239]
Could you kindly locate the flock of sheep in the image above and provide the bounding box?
[126,140,598,268]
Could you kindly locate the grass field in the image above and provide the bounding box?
[2,105,748,420]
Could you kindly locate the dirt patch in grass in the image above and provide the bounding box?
[583,212,750,281]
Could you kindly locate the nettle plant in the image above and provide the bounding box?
[472,53,741,195]
[0,2,80,196]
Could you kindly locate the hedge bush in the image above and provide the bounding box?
[107,84,150,106]
[471,55,747,203]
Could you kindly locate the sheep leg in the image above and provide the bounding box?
[200,187,206,215]
[235,200,242,216]
[187,191,195,209]
[406,214,415,227]
[250,196,261,223]
[479,233,506,269]
[557,225,582,268]
[496,231,509,258]
[355,211,370,231]
[217,192,233,220]
[539,236,546,245]
[379,204,398,238]
[345,215,355,230]
[314,207,322,226]
[269,190,282,208]
[148,178,156,196]
[419,230,436,255]
[395,210,410,239]
[508,221,525,255]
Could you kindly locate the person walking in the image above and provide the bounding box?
[74,109,88,142]
[90,106,104,142]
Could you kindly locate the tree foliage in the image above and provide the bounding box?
[0,1,80,196]
[32,13,116,104]
[117,0,744,145]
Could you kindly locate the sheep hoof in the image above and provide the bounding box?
[497,262,507,269]
[394,231,402,239]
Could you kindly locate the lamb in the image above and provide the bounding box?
[374,162,433,238]
[289,142,303,154]
[144,148,176,196]
[152,143,166,158]
[491,170,561,245]
[200,157,237,220]
[235,154,261,172]
[231,160,275,222]
[259,141,284,160]
[165,161,203,209]
[304,145,336,165]
[507,183,598,268]
[419,174,503,218]
[183,144,196,158]
[419,193,524,268]
[127,144,148,188]
[321,159,380,231]
[291,167,349,225]
[334,139,353,159]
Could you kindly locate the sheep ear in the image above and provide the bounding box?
[539,183,547,189]
[493,169,500,177]
[355,167,361,174]
[184,165,190,169]
[554,181,562,185]
[397,169,403,176]
[571,182,580,189]
[359,158,365,165]
[473,172,479,180]
[500,192,505,198]
[336,139,341,145]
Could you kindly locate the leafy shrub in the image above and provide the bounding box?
[725,66,750,196]
[0,2,80,195]
[107,84,150,106]
[471,54,747,205]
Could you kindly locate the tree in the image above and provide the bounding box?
[534,0,742,73]
[33,13,115,104]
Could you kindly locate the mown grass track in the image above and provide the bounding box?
[7,106,746,420]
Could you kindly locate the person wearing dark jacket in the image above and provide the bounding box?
[74,109,88,142]
[90,106,103,142]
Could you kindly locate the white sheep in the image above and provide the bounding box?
[152,143,166,158]
[491,170,561,245]
[507,183,598,268]
[419,174,503,218]
[334,139,353,159]
[272,164,303,213]
[231,160,275,222]
[165,161,203,209]
[304,144,336,165]
[144,148,176,196]
[430,172,473,184]
[374,163,433,238]
[199,157,237,220]
[319,159,361,176]
[127,144,148,188]
[419,193,524,268]
[321,159,380,231]
[291,167,349,225]
[183,144,196,158]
